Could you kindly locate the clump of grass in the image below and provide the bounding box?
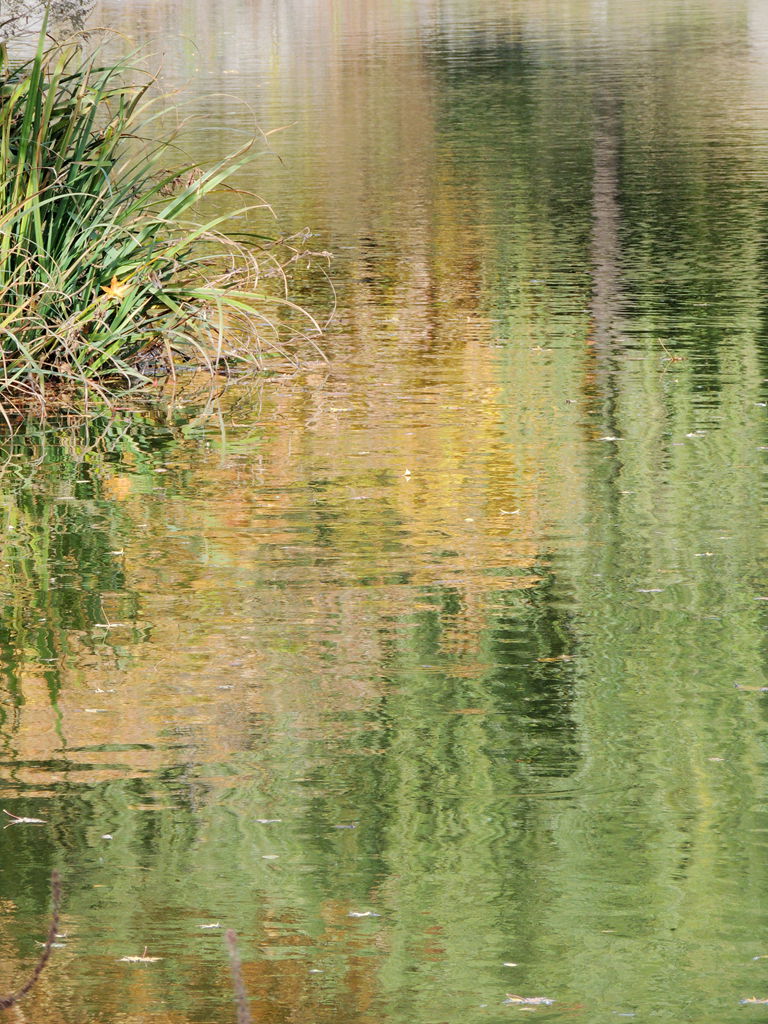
[0,18,324,406]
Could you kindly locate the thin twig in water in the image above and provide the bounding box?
[225,928,252,1024]
[2,809,46,828]
[0,870,61,1011]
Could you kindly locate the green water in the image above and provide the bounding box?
[2,0,768,1020]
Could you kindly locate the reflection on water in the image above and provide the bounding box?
[1,0,768,1021]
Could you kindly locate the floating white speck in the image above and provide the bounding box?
[348,911,380,918]
[101,834,113,840]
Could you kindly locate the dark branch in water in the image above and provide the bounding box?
[0,870,61,1011]
[225,928,252,1024]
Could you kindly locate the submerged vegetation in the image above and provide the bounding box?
[0,18,324,407]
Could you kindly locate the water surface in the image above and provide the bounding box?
[2,1,768,1021]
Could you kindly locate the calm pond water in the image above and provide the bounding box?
[3,0,768,1020]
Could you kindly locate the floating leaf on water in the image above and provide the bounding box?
[504,995,555,1006]
[3,810,46,828]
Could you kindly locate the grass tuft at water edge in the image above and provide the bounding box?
[0,16,325,409]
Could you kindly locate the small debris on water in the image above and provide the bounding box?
[255,819,282,824]
[262,854,279,860]
[503,962,519,967]
[637,588,663,593]
[101,834,113,840]
[200,923,221,929]
[120,946,162,963]
[741,997,768,1004]
[348,911,380,918]
[332,823,358,830]
[504,995,554,1006]
[309,968,324,974]
[3,810,45,828]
